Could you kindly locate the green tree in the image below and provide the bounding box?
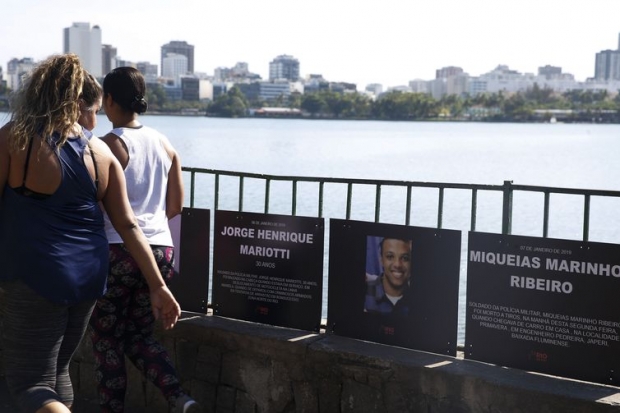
[301,94,326,117]
[206,86,248,117]
[146,83,167,110]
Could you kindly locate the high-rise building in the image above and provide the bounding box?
[269,55,300,81]
[161,41,194,75]
[162,53,188,86]
[594,49,620,81]
[6,57,35,91]
[538,65,562,79]
[137,61,159,83]
[63,22,102,77]
[232,62,249,77]
[435,66,463,79]
[101,44,117,76]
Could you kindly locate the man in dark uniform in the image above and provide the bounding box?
[364,237,412,315]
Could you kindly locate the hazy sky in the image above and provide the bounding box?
[2,0,620,88]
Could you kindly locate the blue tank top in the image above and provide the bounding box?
[0,134,108,305]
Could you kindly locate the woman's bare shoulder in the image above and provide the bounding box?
[0,122,13,148]
[88,136,116,161]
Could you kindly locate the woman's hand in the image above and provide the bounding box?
[150,285,181,330]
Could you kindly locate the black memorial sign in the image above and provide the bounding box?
[212,210,324,331]
[327,219,461,356]
[465,231,620,385]
[168,208,210,313]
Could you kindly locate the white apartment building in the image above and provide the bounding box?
[63,22,102,77]
[258,81,302,101]
[162,53,189,86]
[408,80,428,94]
[268,55,300,81]
[5,58,35,91]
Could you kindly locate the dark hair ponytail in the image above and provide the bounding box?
[130,94,148,114]
[103,67,148,114]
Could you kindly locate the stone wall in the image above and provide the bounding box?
[62,313,620,412]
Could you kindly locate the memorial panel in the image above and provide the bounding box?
[169,208,210,313]
[327,219,461,356]
[466,231,620,385]
[212,210,325,331]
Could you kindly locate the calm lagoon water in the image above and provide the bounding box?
[93,115,620,343]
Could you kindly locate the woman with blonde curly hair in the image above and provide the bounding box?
[0,54,181,413]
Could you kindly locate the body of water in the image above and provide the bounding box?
[92,116,620,343]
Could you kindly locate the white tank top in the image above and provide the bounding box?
[103,125,173,246]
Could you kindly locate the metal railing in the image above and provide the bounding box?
[183,167,620,242]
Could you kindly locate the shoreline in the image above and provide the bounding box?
[0,109,616,124]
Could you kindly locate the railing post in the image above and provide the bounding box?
[405,185,412,226]
[437,187,444,229]
[346,183,353,220]
[292,180,298,216]
[190,170,196,208]
[502,180,513,235]
[583,194,590,242]
[318,181,324,218]
[543,192,550,238]
[265,179,271,214]
[214,174,220,210]
[238,176,244,212]
[470,188,477,232]
[375,184,381,223]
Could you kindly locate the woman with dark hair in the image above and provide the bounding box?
[88,67,198,413]
[77,71,103,132]
[0,55,180,413]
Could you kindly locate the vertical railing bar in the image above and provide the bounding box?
[375,184,381,223]
[189,170,196,208]
[346,183,353,220]
[583,194,590,242]
[437,187,444,229]
[470,188,477,232]
[214,173,220,210]
[502,180,513,235]
[238,176,244,212]
[292,180,298,216]
[265,179,271,214]
[543,191,550,238]
[318,181,324,218]
[405,185,412,226]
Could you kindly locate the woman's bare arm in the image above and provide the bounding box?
[162,137,184,219]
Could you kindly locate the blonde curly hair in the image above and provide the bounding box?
[8,53,84,152]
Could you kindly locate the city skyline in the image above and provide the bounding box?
[2,0,620,88]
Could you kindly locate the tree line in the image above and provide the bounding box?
[2,82,619,122]
[203,84,620,122]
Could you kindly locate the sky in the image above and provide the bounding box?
[2,0,620,88]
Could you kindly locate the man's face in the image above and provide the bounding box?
[381,239,411,295]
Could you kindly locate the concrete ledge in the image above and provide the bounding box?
[4,311,620,412]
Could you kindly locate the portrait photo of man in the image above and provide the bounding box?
[364,236,413,315]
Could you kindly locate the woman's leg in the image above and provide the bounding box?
[35,401,72,413]
[55,298,96,406]
[88,245,132,413]
[2,281,72,412]
[123,246,186,407]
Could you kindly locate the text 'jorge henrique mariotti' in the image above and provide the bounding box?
[221,226,315,260]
